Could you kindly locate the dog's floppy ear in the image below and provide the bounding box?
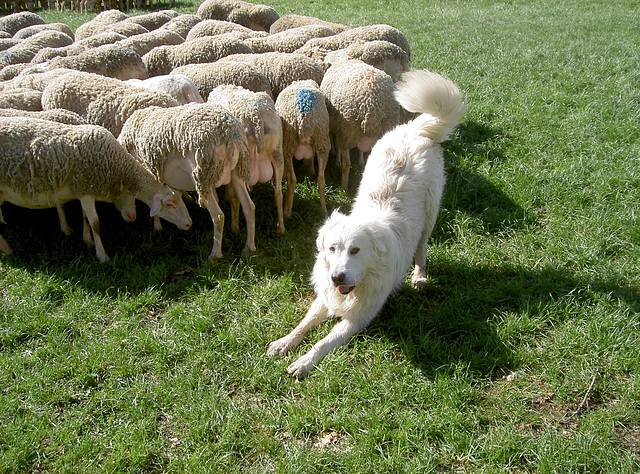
[316,210,345,251]
[364,222,388,255]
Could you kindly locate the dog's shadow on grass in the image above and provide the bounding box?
[440,120,537,237]
[361,119,629,379]
[369,260,639,379]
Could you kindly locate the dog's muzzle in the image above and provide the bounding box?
[332,272,355,295]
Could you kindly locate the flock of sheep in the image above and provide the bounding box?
[0,0,412,262]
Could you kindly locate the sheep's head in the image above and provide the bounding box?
[150,186,192,230]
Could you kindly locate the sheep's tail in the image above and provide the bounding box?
[394,69,466,143]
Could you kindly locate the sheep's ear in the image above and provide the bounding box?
[150,193,162,216]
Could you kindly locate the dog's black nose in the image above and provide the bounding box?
[331,272,345,285]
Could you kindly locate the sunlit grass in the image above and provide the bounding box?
[2,0,640,471]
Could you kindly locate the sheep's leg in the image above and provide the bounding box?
[272,152,285,234]
[0,234,11,256]
[230,172,256,254]
[79,196,109,263]
[0,200,12,256]
[81,208,93,246]
[0,196,5,224]
[153,216,162,232]
[284,154,297,218]
[226,183,241,234]
[317,151,329,215]
[201,189,225,261]
[56,203,73,236]
[340,148,351,191]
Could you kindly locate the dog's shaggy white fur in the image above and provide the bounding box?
[267,69,466,378]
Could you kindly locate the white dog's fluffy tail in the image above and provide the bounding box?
[394,69,466,143]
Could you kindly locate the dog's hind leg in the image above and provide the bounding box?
[267,298,330,357]
[411,183,444,289]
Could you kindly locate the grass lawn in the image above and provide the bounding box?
[2,0,640,471]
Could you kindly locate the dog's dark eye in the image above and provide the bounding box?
[350,247,360,255]
[329,246,335,253]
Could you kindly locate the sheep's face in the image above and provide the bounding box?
[114,194,137,222]
[150,187,192,231]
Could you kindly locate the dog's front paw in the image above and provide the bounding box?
[411,275,429,290]
[267,337,293,357]
[411,268,430,290]
[287,355,315,379]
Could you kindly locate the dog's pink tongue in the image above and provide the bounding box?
[338,285,352,295]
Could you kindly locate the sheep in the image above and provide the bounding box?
[294,24,411,60]
[142,34,252,77]
[216,52,324,98]
[320,60,401,190]
[0,63,31,81]
[171,61,272,99]
[324,40,410,80]
[185,18,267,41]
[75,16,150,41]
[13,23,74,41]
[196,0,279,32]
[45,44,147,81]
[74,10,128,40]
[0,107,85,124]
[244,25,336,54]
[31,31,127,64]
[0,117,192,262]
[118,102,256,261]
[97,21,150,39]
[158,14,203,39]
[0,12,45,37]
[275,79,331,215]
[0,88,42,110]
[41,71,179,137]
[0,30,74,67]
[0,38,19,52]
[126,74,203,105]
[269,14,350,35]
[116,29,184,57]
[1,68,75,91]
[208,84,286,233]
[126,11,175,31]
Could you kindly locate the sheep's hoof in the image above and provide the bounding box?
[242,245,256,258]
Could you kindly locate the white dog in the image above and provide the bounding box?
[267,70,466,378]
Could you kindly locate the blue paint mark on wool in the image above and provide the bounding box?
[296,89,316,114]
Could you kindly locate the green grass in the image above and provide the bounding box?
[2,0,640,471]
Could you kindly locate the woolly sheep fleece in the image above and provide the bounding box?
[118,102,251,197]
[0,2,418,261]
[0,117,144,202]
[41,71,179,137]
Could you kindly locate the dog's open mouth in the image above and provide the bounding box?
[337,285,354,295]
